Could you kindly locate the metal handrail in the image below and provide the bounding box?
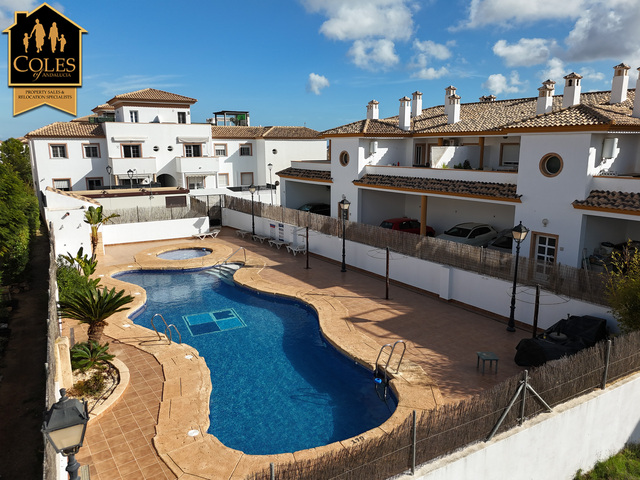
[150,313,181,345]
[166,324,182,344]
[212,246,246,268]
[375,340,406,384]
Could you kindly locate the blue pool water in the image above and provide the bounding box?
[117,267,396,455]
[157,248,211,260]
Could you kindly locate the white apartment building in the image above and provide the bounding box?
[26,88,326,198]
[277,64,640,270]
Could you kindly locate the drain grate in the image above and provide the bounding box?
[183,309,245,336]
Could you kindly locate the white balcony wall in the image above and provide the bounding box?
[364,165,518,184]
[430,145,481,169]
[175,156,219,174]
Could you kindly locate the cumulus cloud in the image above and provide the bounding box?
[459,0,583,29]
[307,73,330,95]
[0,0,54,29]
[302,0,416,41]
[412,66,449,80]
[413,39,452,61]
[482,71,523,94]
[492,38,556,67]
[537,57,568,83]
[348,39,400,71]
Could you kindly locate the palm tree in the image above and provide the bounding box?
[84,206,119,256]
[58,285,134,344]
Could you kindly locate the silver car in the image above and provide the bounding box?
[437,222,498,247]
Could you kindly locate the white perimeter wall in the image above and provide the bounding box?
[101,217,209,246]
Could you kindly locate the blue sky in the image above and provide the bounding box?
[2,0,640,139]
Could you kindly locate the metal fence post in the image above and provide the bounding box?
[602,339,612,389]
[411,409,417,475]
[270,462,275,480]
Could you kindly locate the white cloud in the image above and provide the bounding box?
[493,38,555,67]
[460,0,583,28]
[413,39,452,61]
[482,72,522,94]
[537,57,567,83]
[348,39,400,71]
[412,66,449,80]
[307,73,330,95]
[302,0,416,41]
[0,1,44,29]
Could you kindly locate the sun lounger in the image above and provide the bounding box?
[192,228,220,240]
[252,234,270,243]
[286,244,307,256]
[235,230,251,238]
[268,239,290,249]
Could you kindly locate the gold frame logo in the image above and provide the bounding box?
[3,3,87,115]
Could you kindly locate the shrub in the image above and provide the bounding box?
[70,341,115,372]
[69,371,105,398]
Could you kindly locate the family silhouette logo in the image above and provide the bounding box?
[3,3,87,115]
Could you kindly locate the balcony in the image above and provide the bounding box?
[365,164,518,184]
[175,156,219,174]
[109,157,158,176]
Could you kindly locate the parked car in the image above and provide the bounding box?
[437,222,498,247]
[380,218,435,236]
[298,203,330,216]
[486,229,513,253]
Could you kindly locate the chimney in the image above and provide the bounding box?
[562,72,583,108]
[633,68,640,118]
[447,93,460,124]
[610,63,630,104]
[399,96,411,131]
[536,79,555,115]
[366,100,379,120]
[412,91,422,117]
[444,86,457,117]
[479,95,496,103]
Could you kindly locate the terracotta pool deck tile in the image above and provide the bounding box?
[68,230,533,479]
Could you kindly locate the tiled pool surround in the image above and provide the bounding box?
[90,236,442,478]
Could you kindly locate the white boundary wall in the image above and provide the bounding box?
[222,209,613,332]
[412,371,640,480]
[102,217,210,246]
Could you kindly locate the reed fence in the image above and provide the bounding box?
[247,331,640,480]
[223,196,607,305]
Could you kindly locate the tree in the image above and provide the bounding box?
[604,242,640,333]
[84,206,119,256]
[58,285,134,344]
[0,138,32,186]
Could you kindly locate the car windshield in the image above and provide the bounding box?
[380,221,393,229]
[299,204,313,211]
[492,236,513,249]
[444,226,471,238]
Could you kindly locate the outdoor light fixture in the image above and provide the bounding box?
[105,165,113,189]
[42,389,89,480]
[339,196,351,272]
[127,168,134,188]
[249,183,257,235]
[507,221,530,332]
[268,163,273,205]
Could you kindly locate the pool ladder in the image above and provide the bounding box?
[151,313,182,345]
[375,340,406,384]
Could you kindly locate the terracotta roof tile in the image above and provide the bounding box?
[276,167,332,182]
[573,190,640,213]
[355,174,519,200]
[106,88,197,105]
[211,126,320,139]
[322,119,407,136]
[26,121,105,138]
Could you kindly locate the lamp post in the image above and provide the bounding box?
[42,389,89,480]
[339,197,351,272]
[268,163,273,205]
[507,221,530,332]
[105,165,112,189]
[127,168,134,188]
[249,183,257,235]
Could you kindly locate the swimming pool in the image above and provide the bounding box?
[157,248,211,260]
[117,267,396,455]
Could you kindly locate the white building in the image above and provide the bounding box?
[26,88,326,200]
[277,64,640,269]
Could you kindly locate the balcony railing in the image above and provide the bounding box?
[175,156,219,174]
[109,157,158,176]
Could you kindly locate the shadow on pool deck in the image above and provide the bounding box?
[71,227,529,479]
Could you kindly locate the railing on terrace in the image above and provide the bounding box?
[246,331,640,480]
[223,195,607,306]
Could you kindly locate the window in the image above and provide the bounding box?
[166,196,187,208]
[540,153,563,177]
[123,144,141,158]
[83,144,100,158]
[86,178,103,190]
[533,233,558,278]
[177,112,186,124]
[184,144,202,157]
[500,143,520,168]
[50,144,67,158]
[339,150,349,166]
[218,173,229,187]
[240,144,252,156]
[187,175,205,189]
[240,172,254,185]
[53,178,71,191]
[414,144,425,166]
[214,144,227,156]
[130,110,139,123]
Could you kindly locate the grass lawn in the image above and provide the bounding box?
[574,443,640,479]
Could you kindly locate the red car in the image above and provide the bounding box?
[380,218,435,236]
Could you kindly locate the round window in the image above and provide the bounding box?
[153,146,159,152]
[339,151,350,167]
[167,145,173,152]
[540,153,563,177]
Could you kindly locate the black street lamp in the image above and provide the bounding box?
[507,221,530,332]
[105,165,113,189]
[339,197,351,272]
[127,168,134,188]
[249,183,257,235]
[42,389,89,480]
[268,163,273,205]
